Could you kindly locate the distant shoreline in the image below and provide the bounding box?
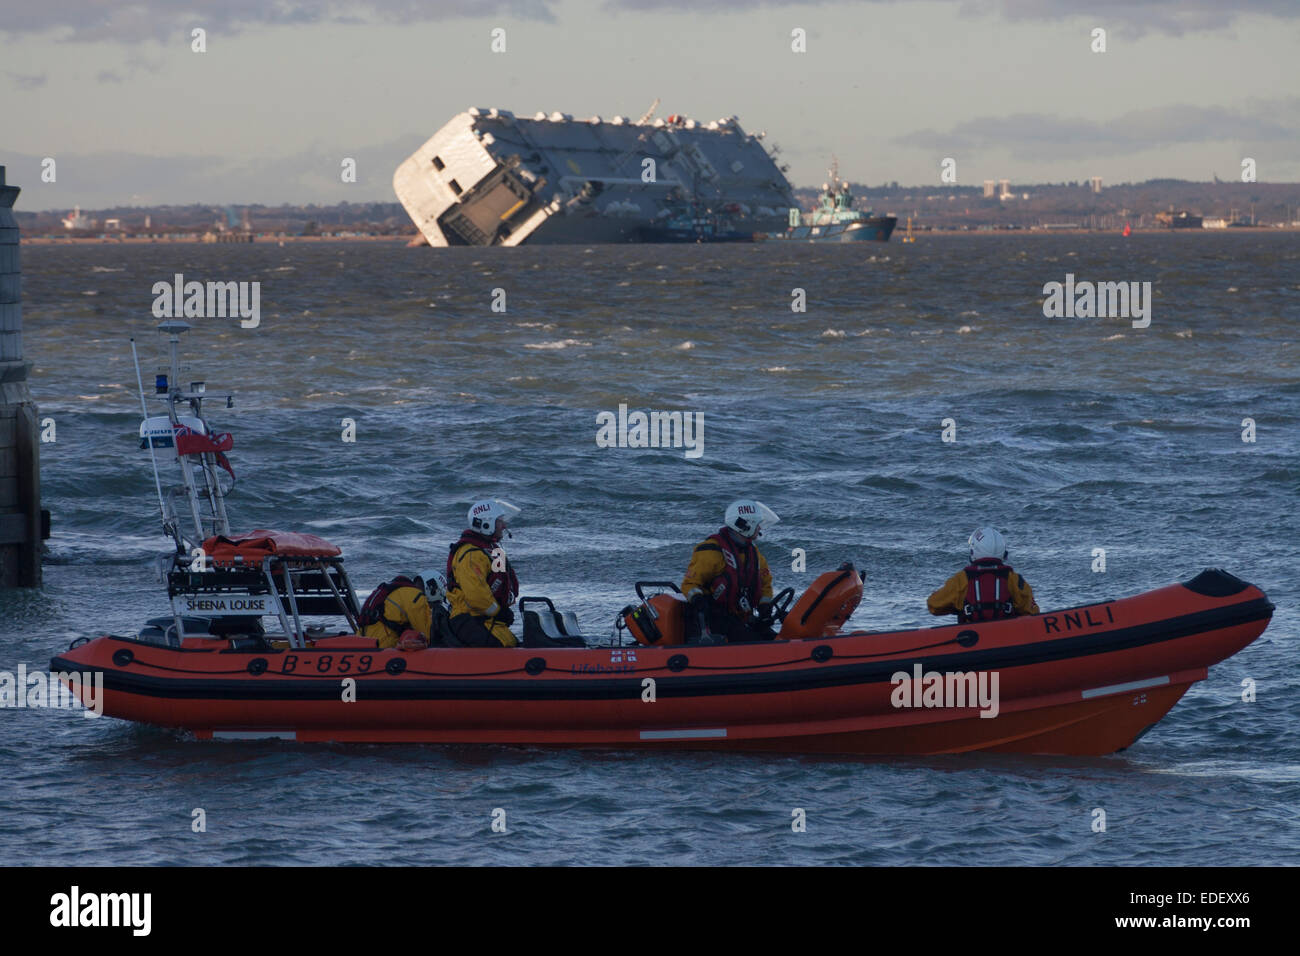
[22,234,408,245]
[904,226,1296,237]
[20,227,1295,246]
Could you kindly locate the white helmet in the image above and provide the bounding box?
[724,499,779,539]
[418,569,447,604]
[468,498,521,538]
[969,526,1008,562]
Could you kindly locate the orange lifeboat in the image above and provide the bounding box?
[53,569,1272,756]
[81,329,1270,755]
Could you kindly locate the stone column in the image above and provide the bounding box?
[0,165,43,587]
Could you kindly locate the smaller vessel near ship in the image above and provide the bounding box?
[635,202,754,243]
[759,158,897,243]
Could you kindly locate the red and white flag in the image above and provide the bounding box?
[173,424,235,478]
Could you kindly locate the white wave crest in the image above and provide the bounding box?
[524,339,592,350]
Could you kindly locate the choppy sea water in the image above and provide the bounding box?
[2,234,1297,865]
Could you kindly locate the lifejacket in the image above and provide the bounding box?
[701,530,762,618]
[358,575,423,636]
[446,530,519,611]
[961,559,1017,623]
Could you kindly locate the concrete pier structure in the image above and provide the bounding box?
[0,165,44,587]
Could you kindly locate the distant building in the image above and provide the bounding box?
[61,206,95,230]
[998,179,1011,200]
[104,218,122,230]
[1156,210,1203,229]
[1089,176,1103,193]
[983,180,996,198]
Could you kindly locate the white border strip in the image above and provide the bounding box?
[211,731,298,740]
[1081,675,1170,700]
[639,728,728,740]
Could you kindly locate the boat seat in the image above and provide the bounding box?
[533,608,564,639]
[522,607,587,648]
[140,614,268,646]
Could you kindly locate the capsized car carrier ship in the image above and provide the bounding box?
[393,104,796,246]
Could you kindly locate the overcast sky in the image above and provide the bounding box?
[3,0,1298,210]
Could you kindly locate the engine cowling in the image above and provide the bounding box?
[778,566,864,639]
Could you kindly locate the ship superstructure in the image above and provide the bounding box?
[393,106,795,246]
[760,157,896,242]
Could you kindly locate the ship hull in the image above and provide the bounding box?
[635,225,755,243]
[393,108,795,247]
[760,216,897,242]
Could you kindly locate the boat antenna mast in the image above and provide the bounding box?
[131,337,175,546]
[134,320,235,553]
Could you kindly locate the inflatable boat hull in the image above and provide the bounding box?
[51,570,1272,755]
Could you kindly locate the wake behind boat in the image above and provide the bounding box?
[52,325,1272,755]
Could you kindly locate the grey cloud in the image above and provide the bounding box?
[7,72,49,90]
[0,1,558,43]
[5,133,431,208]
[985,0,1300,37]
[8,0,1294,43]
[6,151,230,208]
[93,54,162,83]
[897,100,1300,160]
[604,0,1300,36]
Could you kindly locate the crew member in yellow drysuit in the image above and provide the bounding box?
[928,527,1039,622]
[445,499,522,648]
[681,499,779,643]
[360,572,442,650]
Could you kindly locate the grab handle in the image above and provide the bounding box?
[635,581,682,602]
[518,596,557,616]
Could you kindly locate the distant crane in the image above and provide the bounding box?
[220,205,252,235]
[635,98,660,126]
[612,98,666,174]
[206,205,254,243]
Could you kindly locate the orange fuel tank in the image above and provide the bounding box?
[779,565,864,639]
[622,592,687,646]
